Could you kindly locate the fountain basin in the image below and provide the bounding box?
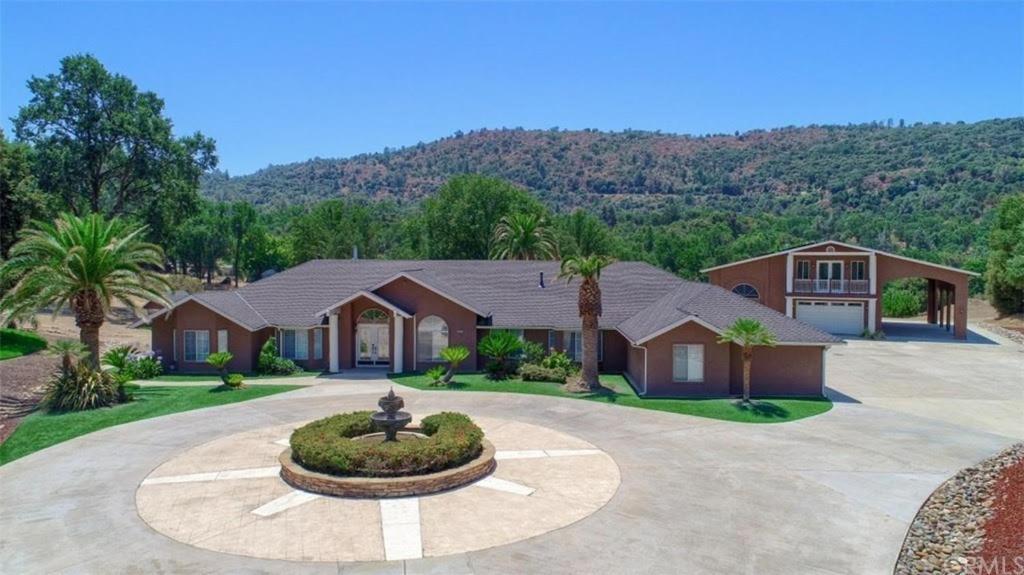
[280,434,496,498]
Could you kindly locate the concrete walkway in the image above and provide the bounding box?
[1,333,1021,574]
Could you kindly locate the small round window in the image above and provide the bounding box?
[732,284,760,300]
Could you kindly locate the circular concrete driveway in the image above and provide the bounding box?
[2,334,1021,575]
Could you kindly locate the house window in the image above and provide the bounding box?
[796,261,811,280]
[672,344,704,383]
[417,316,448,362]
[563,331,603,362]
[313,328,323,360]
[548,330,558,351]
[282,329,308,360]
[183,330,210,362]
[851,261,866,281]
[217,329,228,353]
[731,284,760,299]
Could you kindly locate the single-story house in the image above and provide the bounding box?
[702,240,979,339]
[137,260,840,397]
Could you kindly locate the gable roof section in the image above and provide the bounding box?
[315,290,413,318]
[617,282,841,346]
[133,291,268,331]
[699,240,980,277]
[368,270,490,317]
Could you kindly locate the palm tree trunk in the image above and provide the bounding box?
[79,322,102,369]
[742,347,752,403]
[72,290,105,369]
[581,313,599,390]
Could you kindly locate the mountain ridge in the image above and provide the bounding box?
[200,118,1024,218]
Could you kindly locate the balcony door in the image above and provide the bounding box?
[816,261,843,293]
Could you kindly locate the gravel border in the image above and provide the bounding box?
[895,443,1024,574]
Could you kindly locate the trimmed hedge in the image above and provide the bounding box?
[290,411,484,477]
[519,363,568,383]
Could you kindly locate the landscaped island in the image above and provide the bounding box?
[281,391,495,497]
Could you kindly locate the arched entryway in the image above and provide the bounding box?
[355,308,390,366]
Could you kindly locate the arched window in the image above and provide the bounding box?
[732,284,760,300]
[417,315,449,361]
[358,309,388,323]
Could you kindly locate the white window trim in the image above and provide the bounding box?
[416,315,449,362]
[183,330,210,363]
[796,260,811,280]
[851,261,866,281]
[672,344,704,383]
[281,328,309,360]
[817,260,844,280]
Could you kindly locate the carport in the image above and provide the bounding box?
[875,254,979,340]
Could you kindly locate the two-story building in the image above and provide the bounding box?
[703,240,978,339]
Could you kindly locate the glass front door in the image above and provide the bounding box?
[356,324,390,366]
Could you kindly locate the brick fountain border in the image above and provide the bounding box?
[279,431,497,498]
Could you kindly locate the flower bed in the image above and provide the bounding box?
[289,410,484,477]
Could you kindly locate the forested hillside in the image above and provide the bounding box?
[204,119,1023,216]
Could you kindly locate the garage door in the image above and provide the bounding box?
[796,301,864,335]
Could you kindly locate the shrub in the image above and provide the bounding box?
[439,345,470,383]
[101,346,163,381]
[425,365,446,386]
[225,373,245,389]
[290,411,484,477]
[127,356,163,379]
[883,288,924,317]
[206,351,234,384]
[478,330,523,379]
[521,341,546,365]
[541,350,578,374]
[101,345,136,373]
[257,338,299,375]
[43,363,118,412]
[519,363,568,383]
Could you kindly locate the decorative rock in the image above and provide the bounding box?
[894,443,1024,575]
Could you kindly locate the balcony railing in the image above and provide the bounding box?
[793,279,870,295]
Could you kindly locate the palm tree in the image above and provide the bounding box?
[48,339,89,378]
[559,255,613,392]
[490,213,558,261]
[0,213,170,368]
[439,345,470,384]
[717,318,778,403]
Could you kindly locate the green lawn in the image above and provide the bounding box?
[0,328,48,361]
[149,369,322,382]
[390,373,832,424]
[0,384,301,465]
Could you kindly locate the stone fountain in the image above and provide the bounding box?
[370,388,412,441]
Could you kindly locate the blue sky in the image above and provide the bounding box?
[2,2,1021,175]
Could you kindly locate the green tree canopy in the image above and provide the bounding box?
[421,175,545,259]
[0,130,47,258]
[13,54,217,241]
[986,193,1024,314]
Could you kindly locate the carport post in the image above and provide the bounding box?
[926,279,937,324]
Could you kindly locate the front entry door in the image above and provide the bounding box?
[356,324,390,366]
